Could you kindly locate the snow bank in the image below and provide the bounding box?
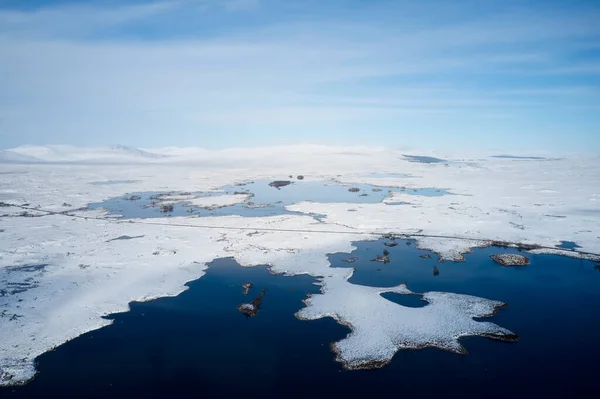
[297,274,515,369]
[0,146,598,385]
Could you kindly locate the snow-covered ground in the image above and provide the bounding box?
[0,145,599,385]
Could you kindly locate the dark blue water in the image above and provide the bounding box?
[557,240,581,250]
[4,243,599,398]
[88,180,449,219]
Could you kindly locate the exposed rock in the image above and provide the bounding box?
[381,233,398,240]
[343,257,357,263]
[242,282,253,295]
[237,303,256,316]
[490,254,530,266]
[371,255,390,264]
[124,195,141,201]
[433,266,440,276]
[297,175,305,180]
[593,265,600,272]
[150,193,170,200]
[62,202,72,207]
[383,249,390,256]
[384,241,397,247]
[289,175,293,178]
[405,241,412,246]
[420,254,432,259]
[160,204,174,213]
[268,180,292,189]
[489,240,541,251]
[237,289,267,317]
[348,187,361,193]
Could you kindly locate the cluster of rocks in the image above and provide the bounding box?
[490,254,531,266]
[124,195,141,201]
[348,187,361,193]
[372,255,390,264]
[237,288,267,317]
[242,282,253,296]
[159,204,174,213]
[268,180,292,189]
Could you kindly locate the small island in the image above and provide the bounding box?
[491,254,531,266]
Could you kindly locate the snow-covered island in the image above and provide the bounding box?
[1,144,599,385]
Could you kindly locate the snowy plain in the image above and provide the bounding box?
[1,144,599,385]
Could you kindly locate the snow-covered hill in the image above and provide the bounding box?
[1,145,167,163]
[0,150,41,163]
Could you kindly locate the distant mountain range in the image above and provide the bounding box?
[0,145,168,163]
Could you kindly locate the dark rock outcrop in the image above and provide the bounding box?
[269,181,292,189]
[237,289,267,317]
[242,282,253,295]
[490,254,530,266]
[372,255,390,264]
[160,204,174,213]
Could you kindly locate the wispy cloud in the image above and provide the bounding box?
[0,0,598,152]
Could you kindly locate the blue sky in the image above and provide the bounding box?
[0,0,599,153]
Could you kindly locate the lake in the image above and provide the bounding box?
[88,179,450,219]
[3,239,599,398]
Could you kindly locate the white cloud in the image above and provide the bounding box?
[0,0,598,150]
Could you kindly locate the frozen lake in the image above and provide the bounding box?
[2,146,599,394]
[88,179,450,219]
[3,241,599,398]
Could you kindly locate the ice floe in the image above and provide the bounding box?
[297,272,516,369]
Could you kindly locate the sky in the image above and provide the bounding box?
[0,0,599,153]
